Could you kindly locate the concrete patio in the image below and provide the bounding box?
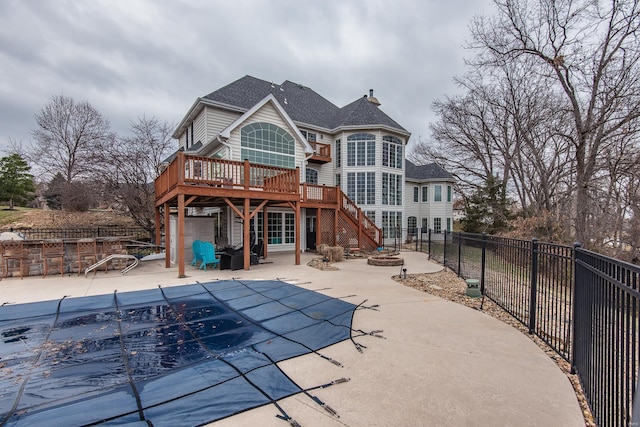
[0,250,584,426]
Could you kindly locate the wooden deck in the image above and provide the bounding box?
[154,152,381,277]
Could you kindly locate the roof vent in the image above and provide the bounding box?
[367,89,381,106]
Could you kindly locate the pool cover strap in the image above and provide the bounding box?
[0,280,365,426]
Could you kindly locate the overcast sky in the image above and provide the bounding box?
[0,0,493,159]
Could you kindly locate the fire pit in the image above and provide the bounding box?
[367,254,404,266]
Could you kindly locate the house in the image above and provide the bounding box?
[452,198,466,222]
[155,75,453,276]
[404,160,455,237]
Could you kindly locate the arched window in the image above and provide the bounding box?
[241,122,295,168]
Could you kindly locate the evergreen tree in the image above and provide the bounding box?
[43,173,66,210]
[461,176,512,234]
[0,154,36,210]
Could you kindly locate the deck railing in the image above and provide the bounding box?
[309,141,331,159]
[300,183,338,204]
[154,152,381,247]
[155,152,300,199]
[339,191,381,245]
[299,183,381,246]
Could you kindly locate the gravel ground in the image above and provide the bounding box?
[394,268,595,426]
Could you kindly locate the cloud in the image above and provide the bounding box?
[0,0,493,154]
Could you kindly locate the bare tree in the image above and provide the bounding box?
[412,61,575,237]
[98,116,175,235]
[27,94,114,183]
[468,0,640,245]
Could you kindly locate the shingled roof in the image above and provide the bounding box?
[405,159,454,181]
[202,75,408,133]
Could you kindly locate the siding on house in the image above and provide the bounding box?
[225,102,308,168]
[404,160,455,233]
[308,163,333,186]
[193,111,207,146]
[169,76,457,250]
[205,107,240,142]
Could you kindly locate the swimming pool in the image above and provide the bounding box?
[0,279,359,426]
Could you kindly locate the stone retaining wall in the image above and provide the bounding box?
[2,239,128,278]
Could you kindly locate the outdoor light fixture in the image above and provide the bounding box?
[466,279,481,298]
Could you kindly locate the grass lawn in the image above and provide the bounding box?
[0,206,32,227]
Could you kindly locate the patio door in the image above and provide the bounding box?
[306,216,316,250]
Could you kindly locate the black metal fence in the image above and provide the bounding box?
[385,228,640,427]
[4,226,150,240]
[573,249,640,427]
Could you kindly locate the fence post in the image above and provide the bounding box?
[528,238,539,334]
[415,229,419,252]
[428,229,432,258]
[570,242,581,374]
[443,230,448,267]
[480,233,486,294]
[457,232,462,276]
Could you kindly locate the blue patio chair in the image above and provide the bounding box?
[199,241,220,271]
[191,240,203,267]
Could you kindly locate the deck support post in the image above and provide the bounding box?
[155,207,161,252]
[164,202,170,268]
[295,201,300,265]
[243,198,251,270]
[316,207,322,249]
[263,206,269,259]
[177,193,185,278]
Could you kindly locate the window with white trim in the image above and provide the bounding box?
[347,133,375,166]
[413,187,419,202]
[434,185,442,202]
[306,168,318,184]
[382,211,402,238]
[382,173,402,205]
[422,186,428,202]
[284,212,295,243]
[347,172,375,205]
[267,212,282,244]
[300,130,316,142]
[335,139,341,168]
[382,135,403,169]
[434,217,442,233]
[408,216,417,236]
[447,185,452,202]
[267,212,295,244]
[241,122,295,168]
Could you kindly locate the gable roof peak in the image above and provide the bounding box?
[197,75,408,134]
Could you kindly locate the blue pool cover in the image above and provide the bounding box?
[0,280,360,426]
